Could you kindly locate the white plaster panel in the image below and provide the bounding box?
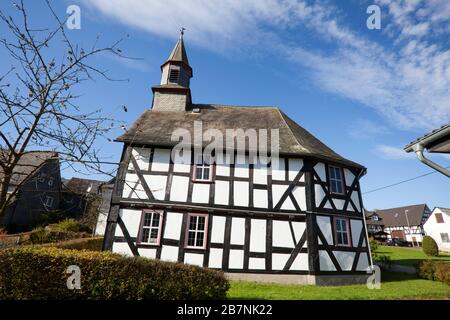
[249,258,266,270]
[292,186,307,211]
[233,181,249,207]
[169,176,189,202]
[229,250,244,269]
[271,158,285,181]
[288,158,303,181]
[129,147,151,171]
[208,248,223,268]
[253,189,268,208]
[315,184,325,208]
[192,183,210,203]
[334,251,356,271]
[319,250,337,271]
[272,220,295,248]
[356,253,370,271]
[351,191,361,211]
[211,216,226,244]
[122,173,146,199]
[151,148,170,171]
[230,217,245,245]
[143,175,167,200]
[350,219,363,247]
[333,198,345,210]
[216,163,230,176]
[316,215,333,245]
[291,222,306,244]
[173,149,191,173]
[314,162,326,182]
[290,252,309,271]
[164,212,183,240]
[214,180,229,205]
[272,184,288,208]
[160,245,179,262]
[115,209,141,238]
[253,162,268,185]
[250,219,266,252]
[272,253,290,270]
[234,162,249,178]
[139,248,157,259]
[343,168,355,187]
[112,242,133,257]
[184,253,204,267]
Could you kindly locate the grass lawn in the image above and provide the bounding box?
[227,272,450,300]
[376,245,450,267]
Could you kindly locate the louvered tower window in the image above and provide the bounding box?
[168,68,180,83]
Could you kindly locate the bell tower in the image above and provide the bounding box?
[151,29,193,111]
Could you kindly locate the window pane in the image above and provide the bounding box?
[196,232,204,247]
[150,229,159,242]
[197,216,205,230]
[143,213,152,226]
[196,167,203,179]
[337,232,343,245]
[335,168,341,180]
[203,168,210,180]
[152,213,160,227]
[142,228,150,243]
[187,231,196,246]
[189,216,197,230]
[340,220,347,232]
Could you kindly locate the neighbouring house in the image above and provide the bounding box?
[94,178,114,236]
[376,204,431,246]
[364,211,388,242]
[103,32,372,285]
[424,207,450,252]
[1,151,62,232]
[61,177,104,219]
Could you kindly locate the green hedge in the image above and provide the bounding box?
[0,247,229,300]
[43,237,104,251]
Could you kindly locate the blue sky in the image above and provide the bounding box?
[0,0,449,210]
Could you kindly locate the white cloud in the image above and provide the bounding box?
[348,119,391,140]
[83,0,450,130]
[375,145,415,160]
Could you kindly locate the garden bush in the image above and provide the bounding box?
[51,219,83,233]
[418,260,450,285]
[0,247,229,300]
[28,227,81,244]
[422,236,439,257]
[45,237,104,251]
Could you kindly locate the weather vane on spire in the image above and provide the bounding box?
[180,27,186,39]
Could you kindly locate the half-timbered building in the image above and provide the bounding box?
[103,32,372,285]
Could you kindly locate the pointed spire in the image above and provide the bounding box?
[163,27,190,69]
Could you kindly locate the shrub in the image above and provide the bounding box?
[51,219,83,233]
[46,237,104,251]
[28,227,81,244]
[0,247,229,300]
[434,262,450,285]
[418,260,436,280]
[422,236,439,257]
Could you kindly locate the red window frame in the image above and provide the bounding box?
[184,213,209,249]
[328,165,345,195]
[334,217,351,247]
[137,210,164,246]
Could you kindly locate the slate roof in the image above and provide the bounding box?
[162,34,191,72]
[375,204,430,227]
[0,151,58,186]
[63,177,105,195]
[116,104,364,169]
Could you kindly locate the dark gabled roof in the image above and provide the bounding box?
[0,151,58,186]
[116,104,364,169]
[63,177,105,195]
[375,204,430,227]
[404,124,450,153]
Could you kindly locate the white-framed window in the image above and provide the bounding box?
[44,195,54,207]
[329,166,344,194]
[138,211,163,245]
[193,155,213,182]
[440,233,449,243]
[334,217,350,246]
[185,213,208,249]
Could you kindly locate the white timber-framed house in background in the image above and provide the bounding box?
[103,32,372,285]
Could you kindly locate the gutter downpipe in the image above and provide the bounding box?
[413,144,450,178]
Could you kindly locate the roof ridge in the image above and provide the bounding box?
[275,108,304,152]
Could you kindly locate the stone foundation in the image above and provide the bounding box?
[225,273,371,286]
